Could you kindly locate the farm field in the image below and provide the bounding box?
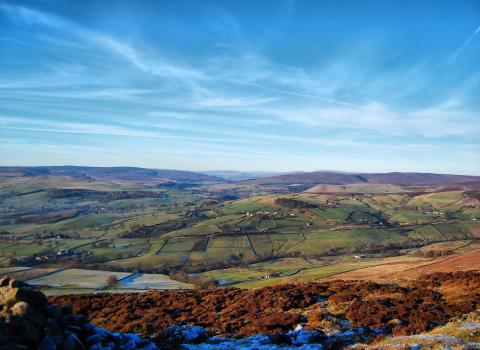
[0,266,30,275]
[0,267,194,295]
[118,272,195,290]
[198,240,480,287]
[27,268,132,289]
[0,169,479,291]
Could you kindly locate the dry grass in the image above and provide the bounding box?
[361,310,480,350]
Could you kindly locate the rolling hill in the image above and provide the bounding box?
[242,171,480,186]
[0,166,222,184]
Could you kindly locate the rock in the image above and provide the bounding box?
[0,276,11,287]
[122,339,137,350]
[23,318,42,343]
[124,333,142,344]
[289,327,325,346]
[164,324,183,342]
[1,279,158,350]
[95,327,112,339]
[83,322,96,335]
[88,344,107,350]
[268,333,292,344]
[38,336,57,350]
[104,341,116,349]
[61,305,73,316]
[182,326,207,343]
[67,325,83,333]
[8,279,26,289]
[45,317,63,338]
[164,325,208,344]
[85,334,102,346]
[75,314,89,325]
[44,304,63,320]
[137,343,159,350]
[5,287,48,307]
[298,344,323,349]
[62,333,86,350]
[293,324,304,331]
[11,301,29,317]
[292,330,323,345]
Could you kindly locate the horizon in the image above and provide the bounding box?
[1,0,479,174]
[1,164,479,177]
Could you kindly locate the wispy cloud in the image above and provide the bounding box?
[0,2,478,173]
[246,99,479,138]
[0,4,204,82]
[450,24,480,63]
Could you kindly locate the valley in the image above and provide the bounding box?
[1,166,479,294]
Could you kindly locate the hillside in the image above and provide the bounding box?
[0,166,222,184]
[51,271,480,348]
[1,169,479,293]
[0,168,479,349]
[242,171,480,186]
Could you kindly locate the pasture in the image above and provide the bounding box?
[0,172,479,283]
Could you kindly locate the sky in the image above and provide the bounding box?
[0,0,479,174]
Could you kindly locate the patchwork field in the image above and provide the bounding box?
[0,170,479,292]
[1,267,194,295]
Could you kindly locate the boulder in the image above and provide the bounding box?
[182,326,207,342]
[4,286,48,307]
[11,301,29,317]
[38,336,57,350]
[62,333,86,350]
[0,278,160,350]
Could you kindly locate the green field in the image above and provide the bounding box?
[27,268,132,289]
[0,173,479,282]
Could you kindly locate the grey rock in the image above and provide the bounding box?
[95,327,111,339]
[290,330,323,345]
[83,323,96,335]
[124,333,142,344]
[182,326,207,342]
[61,305,72,316]
[88,344,108,350]
[137,343,159,350]
[38,336,56,350]
[44,305,63,320]
[61,333,86,350]
[122,339,137,350]
[85,334,102,346]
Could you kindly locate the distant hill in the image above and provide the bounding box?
[1,167,478,187]
[0,166,222,184]
[241,171,480,186]
[201,170,288,181]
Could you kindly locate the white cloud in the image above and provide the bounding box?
[0,4,204,82]
[450,24,480,63]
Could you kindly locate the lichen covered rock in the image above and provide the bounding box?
[0,277,158,350]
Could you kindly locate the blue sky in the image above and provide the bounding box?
[0,0,479,174]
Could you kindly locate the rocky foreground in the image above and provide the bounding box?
[52,271,480,349]
[1,271,479,349]
[0,277,158,350]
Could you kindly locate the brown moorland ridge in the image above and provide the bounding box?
[239,171,480,186]
[320,245,480,282]
[51,271,480,343]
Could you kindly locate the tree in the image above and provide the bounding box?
[105,275,118,287]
